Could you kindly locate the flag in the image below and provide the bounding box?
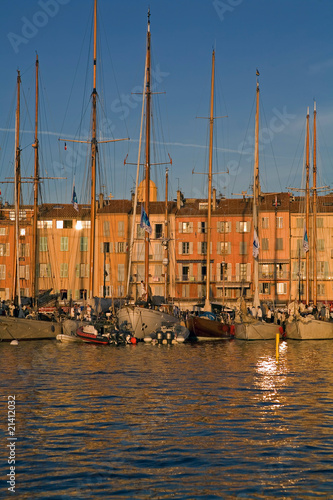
[64,142,67,151]
[140,205,152,234]
[72,184,79,211]
[253,228,259,258]
[275,195,278,208]
[303,225,309,253]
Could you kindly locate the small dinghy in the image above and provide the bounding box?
[56,333,83,343]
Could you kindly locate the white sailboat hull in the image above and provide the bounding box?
[234,321,280,340]
[117,305,178,339]
[286,319,333,340]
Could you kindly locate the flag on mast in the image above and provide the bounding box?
[253,228,260,258]
[140,205,152,234]
[303,224,309,253]
[72,182,78,211]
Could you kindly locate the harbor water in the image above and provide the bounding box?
[1,338,333,499]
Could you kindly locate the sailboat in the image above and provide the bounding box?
[116,11,179,340]
[0,58,62,342]
[234,72,280,340]
[185,50,232,341]
[286,103,333,340]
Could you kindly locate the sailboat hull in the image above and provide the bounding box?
[286,319,333,340]
[117,305,178,339]
[234,321,280,340]
[0,316,61,341]
[186,315,231,340]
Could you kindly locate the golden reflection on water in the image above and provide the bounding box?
[2,339,333,499]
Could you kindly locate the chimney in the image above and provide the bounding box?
[131,191,135,208]
[177,190,182,210]
[98,193,104,209]
[212,188,216,211]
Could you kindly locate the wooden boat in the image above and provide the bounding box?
[187,313,231,341]
[234,72,280,340]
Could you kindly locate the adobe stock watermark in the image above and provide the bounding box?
[7,0,71,55]
[192,105,295,195]
[111,65,170,121]
[213,0,243,22]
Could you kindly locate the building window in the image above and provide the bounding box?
[276,217,283,229]
[237,221,250,233]
[0,265,5,280]
[239,242,247,255]
[39,237,48,252]
[0,243,9,257]
[262,238,269,251]
[260,282,270,294]
[60,263,68,278]
[118,264,125,282]
[296,218,304,228]
[276,238,283,250]
[115,242,125,253]
[317,218,323,228]
[182,242,190,255]
[217,221,231,233]
[218,242,231,255]
[60,237,68,252]
[39,263,51,277]
[19,243,29,257]
[0,228,6,236]
[103,221,110,237]
[276,283,287,295]
[76,220,91,230]
[182,284,190,297]
[182,265,189,281]
[118,221,124,237]
[64,220,72,229]
[80,289,87,300]
[155,224,163,239]
[137,224,145,239]
[261,217,269,229]
[38,220,52,229]
[180,222,193,234]
[80,237,88,252]
[199,221,207,234]
[317,239,324,252]
[56,220,63,229]
[239,263,247,280]
[200,242,207,255]
[318,283,326,295]
[103,242,110,253]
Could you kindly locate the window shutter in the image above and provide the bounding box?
[189,242,193,254]
[217,242,221,255]
[189,222,193,233]
[236,263,240,281]
[179,242,182,255]
[210,242,212,254]
[179,222,182,234]
[247,263,251,282]
[197,242,201,255]
[236,221,240,232]
[227,263,232,281]
[227,242,231,255]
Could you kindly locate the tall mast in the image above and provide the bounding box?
[88,0,98,298]
[253,72,260,308]
[203,50,215,311]
[144,9,151,293]
[32,54,39,305]
[164,167,169,301]
[313,101,317,306]
[305,107,310,304]
[13,71,21,304]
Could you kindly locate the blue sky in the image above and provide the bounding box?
[1,0,333,206]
